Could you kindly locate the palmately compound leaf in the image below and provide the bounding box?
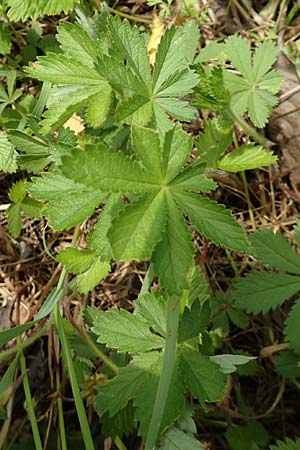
[162,123,193,183]
[76,258,110,294]
[234,271,300,314]
[250,229,300,274]
[174,191,247,252]
[218,144,277,172]
[26,22,110,132]
[7,0,79,21]
[97,17,199,129]
[224,36,283,127]
[95,352,185,439]
[152,192,194,295]
[179,348,227,408]
[270,438,300,450]
[92,308,164,353]
[0,134,17,173]
[284,300,300,353]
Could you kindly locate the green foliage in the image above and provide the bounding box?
[7,0,80,21]
[7,179,44,237]
[225,422,269,450]
[0,22,11,55]
[60,124,248,294]
[235,230,300,314]
[270,438,300,450]
[223,36,283,127]
[92,292,227,440]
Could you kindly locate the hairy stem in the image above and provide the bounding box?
[144,294,180,450]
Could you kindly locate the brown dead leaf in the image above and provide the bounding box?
[268,53,300,185]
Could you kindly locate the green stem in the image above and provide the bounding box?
[19,349,43,450]
[114,435,128,450]
[144,295,180,450]
[54,305,95,450]
[228,108,268,148]
[77,327,119,375]
[240,170,256,230]
[56,370,67,450]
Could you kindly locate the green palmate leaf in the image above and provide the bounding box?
[250,230,300,274]
[224,36,283,127]
[180,348,227,407]
[218,144,277,172]
[0,134,17,173]
[275,351,300,379]
[62,145,159,192]
[28,172,106,230]
[108,190,166,260]
[159,427,205,450]
[234,272,300,314]
[92,308,164,353]
[7,0,79,21]
[95,352,185,440]
[284,300,300,353]
[152,193,194,295]
[270,438,300,450]
[135,293,167,337]
[26,22,111,131]
[197,118,233,167]
[210,354,256,374]
[175,191,247,252]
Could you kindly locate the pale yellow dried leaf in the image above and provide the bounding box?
[147,14,164,66]
[63,113,84,135]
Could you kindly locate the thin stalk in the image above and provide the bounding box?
[54,305,95,450]
[114,436,128,450]
[76,326,119,375]
[56,370,67,450]
[228,108,268,148]
[144,295,180,450]
[240,171,256,230]
[19,349,43,450]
